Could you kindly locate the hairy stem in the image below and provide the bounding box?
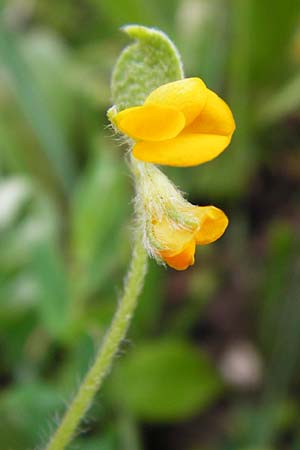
[45,229,148,450]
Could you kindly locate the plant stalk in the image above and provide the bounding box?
[45,228,147,450]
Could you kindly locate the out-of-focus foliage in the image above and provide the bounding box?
[0,0,300,449]
[110,339,222,421]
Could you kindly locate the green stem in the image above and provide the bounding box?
[45,229,148,450]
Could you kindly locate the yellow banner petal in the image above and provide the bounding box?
[145,78,207,126]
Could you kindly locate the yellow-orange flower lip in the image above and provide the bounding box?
[114,78,236,167]
[153,206,229,271]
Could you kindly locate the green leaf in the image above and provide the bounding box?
[258,222,295,352]
[31,241,70,339]
[71,143,128,267]
[70,142,130,297]
[74,432,118,450]
[130,260,164,337]
[111,25,183,110]
[0,382,63,449]
[110,339,222,421]
[98,0,162,29]
[257,72,300,126]
[0,24,75,195]
[247,0,300,88]
[177,0,228,89]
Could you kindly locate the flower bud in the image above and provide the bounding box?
[131,158,228,270]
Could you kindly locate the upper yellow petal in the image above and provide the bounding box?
[133,132,231,167]
[114,104,185,142]
[145,78,207,126]
[186,89,235,137]
[195,206,228,245]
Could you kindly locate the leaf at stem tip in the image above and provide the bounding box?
[111,25,184,111]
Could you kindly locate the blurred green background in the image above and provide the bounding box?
[1,1,300,449]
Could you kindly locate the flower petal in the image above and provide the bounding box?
[114,104,185,141]
[133,132,231,166]
[186,89,235,137]
[152,218,192,256]
[161,239,196,271]
[145,78,207,126]
[195,206,228,245]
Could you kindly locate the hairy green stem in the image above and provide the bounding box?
[45,229,147,450]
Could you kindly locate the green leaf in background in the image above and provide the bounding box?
[176,0,228,89]
[71,141,130,297]
[98,0,162,30]
[130,260,164,338]
[0,382,63,449]
[31,240,71,339]
[111,25,183,110]
[0,181,58,272]
[0,180,65,338]
[0,271,38,321]
[257,71,300,126]
[74,430,118,450]
[110,339,222,421]
[71,143,127,267]
[258,221,295,352]
[230,398,299,450]
[0,23,75,195]
[248,0,300,88]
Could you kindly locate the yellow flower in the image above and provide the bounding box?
[114,78,235,167]
[152,205,228,270]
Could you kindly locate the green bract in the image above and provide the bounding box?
[111,25,183,110]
